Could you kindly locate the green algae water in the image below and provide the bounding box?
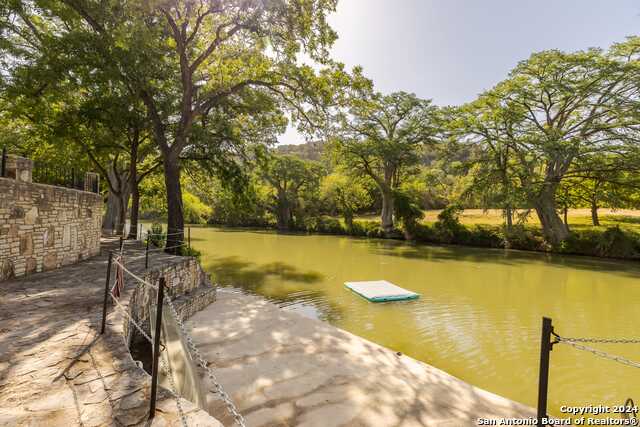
[191,227,640,415]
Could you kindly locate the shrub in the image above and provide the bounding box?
[503,225,547,251]
[464,225,503,248]
[433,204,465,243]
[148,222,166,248]
[394,190,424,240]
[317,217,345,234]
[561,226,640,259]
[178,245,202,260]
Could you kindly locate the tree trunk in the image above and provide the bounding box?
[102,191,120,235]
[127,138,140,240]
[380,188,394,234]
[102,166,130,236]
[164,154,184,254]
[534,190,569,245]
[128,181,140,239]
[344,211,354,230]
[116,192,128,236]
[276,192,291,231]
[505,206,513,229]
[591,202,600,226]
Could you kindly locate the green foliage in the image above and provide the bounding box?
[320,173,372,229]
[560,227,640,259]
[177,245,202,261]
[394,190,424,238]
[148,223,166,248]
[183,193,212,225]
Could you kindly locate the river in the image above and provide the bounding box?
[189,227,640,415]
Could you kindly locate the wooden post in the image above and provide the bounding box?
[537,317,554,425]
[149,277,165,419]
[100,252,114,334]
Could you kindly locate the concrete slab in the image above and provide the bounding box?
[186,290,535,427]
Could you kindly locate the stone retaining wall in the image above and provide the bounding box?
[116,256,219,423]
[0,177,102,281]
[123,257,216,341]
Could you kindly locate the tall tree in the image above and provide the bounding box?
[50,0,340,251]
[468,49,639,244]
[258,154,323,230]
[330,91,437,233]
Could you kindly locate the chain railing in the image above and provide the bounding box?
[99,244,245,426]
[537,317,640,425]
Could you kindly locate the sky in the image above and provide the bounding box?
[278,0,640,145]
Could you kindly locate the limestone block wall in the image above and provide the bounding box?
[0,177,102,281]
[124,257,217,341]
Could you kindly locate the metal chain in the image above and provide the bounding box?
[557,337,640,369]
[110,293,189,427]
[159,349,189,427]
[163,293,247,427]
[560,337,640,344]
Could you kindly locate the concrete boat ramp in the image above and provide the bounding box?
[186,290,535,426]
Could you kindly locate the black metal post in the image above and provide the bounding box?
[100,252,114,334]
[119,235,124,252]
[188,227,191,251]
[537,317,554,425]
[1,146,6,178]
[145,231,150,269]
[71,168,75,189]
[149,277,165,419]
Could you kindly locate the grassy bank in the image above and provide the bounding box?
[291,209,640,260]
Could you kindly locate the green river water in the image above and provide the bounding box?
[189,227,640,415]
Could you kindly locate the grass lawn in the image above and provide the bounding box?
[356,208,640,233]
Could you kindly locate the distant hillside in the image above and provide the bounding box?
[276,141,325,161]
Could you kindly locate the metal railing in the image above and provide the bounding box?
[1,146,99,193]
[99,244,245,425]
[537,317,639,425]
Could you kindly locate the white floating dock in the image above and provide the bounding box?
[345,280,420,302]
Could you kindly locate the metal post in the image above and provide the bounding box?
[1,146,6,178]
[188,227,191,251]
[71,168,75,189]
[100,252,114,334]
[149,277,165,419]
[537,317,554,425]
[119,235,124,252]
[145,231,150,269]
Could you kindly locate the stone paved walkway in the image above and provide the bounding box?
[187,290,536,427]
[0,239,218,427]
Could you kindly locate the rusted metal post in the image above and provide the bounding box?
[145,231,150,269]
[149,277,165,419]
[100,251,114,334]
[537,317,554,426]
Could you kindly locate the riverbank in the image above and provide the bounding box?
[186,289,536,426]
[203,217,640,261]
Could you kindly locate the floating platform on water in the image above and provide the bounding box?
[344,280,420,302]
